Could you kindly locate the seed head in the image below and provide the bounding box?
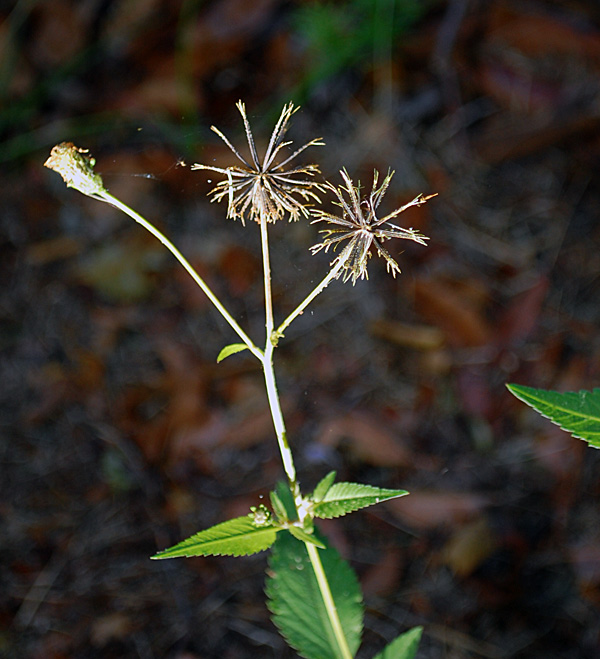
[311,169,434,284]
[192,101,325,224]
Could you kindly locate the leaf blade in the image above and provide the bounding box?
[372,626,423,659]
[312,471,337,502]
[313,482,409,519]
[266,531,363,659]
[216,343,249,363]
[151,516,279,559]
[507,384,600,448]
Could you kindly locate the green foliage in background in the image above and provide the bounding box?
[293,0,425,93]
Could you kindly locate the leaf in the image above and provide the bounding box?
[266,531,363,659]
[312,471,337,502]
[151,515,280,559]
[313,482,409,520]
[287,526,326,549]
[270,490,289,522]
[275,480,298,522]
[507,384,600,449]
[216,343,249,363]
[372,626,423,659]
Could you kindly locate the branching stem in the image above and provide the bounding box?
[258,212,350,658]
[274,256,345,341]
[98,191,263,361]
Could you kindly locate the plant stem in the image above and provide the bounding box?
[258,210,300,500]
[306,542,354,659]
[274,257,345,340]
[259,217,351,657]
[99,190,263,361]
[259,212,275,343]
[262,348,299,498]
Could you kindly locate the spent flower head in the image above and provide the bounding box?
[44,142,106,199]
[192,101,325,224]
[311,168,434,285]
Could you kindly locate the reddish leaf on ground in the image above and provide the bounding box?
[413,277,492,347]
[388,491,489,530]
[316,411,413,467]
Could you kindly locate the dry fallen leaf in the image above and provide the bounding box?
[91,612,133,647]
[441,517,497,577]
[316,411,413,467]
[413,277,492,348]
[388,491,489,530]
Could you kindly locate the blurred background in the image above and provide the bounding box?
[2,0,600,657]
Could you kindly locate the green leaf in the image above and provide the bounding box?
[266,531,363,659]
[270,490,289,522]
[313,482,409,519]
[287,526,326,549]
[216,343,249,363]
[275,480,298,522]
[312,471,337,502]
[507,384,600,449]
[151,515,280,559]
[372,626,423,659]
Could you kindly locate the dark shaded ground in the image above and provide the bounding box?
[2,1,600,657]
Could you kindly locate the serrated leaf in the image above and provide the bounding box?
[216,343,249,363]
[312,471,337,502]
[313,482,409,519]
[266,531,363,659]
[372,626,423,659]
[151,515,279,559]
[287,526,326,549]
[507,384,600,449]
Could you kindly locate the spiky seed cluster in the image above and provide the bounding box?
[44,142,105,198]
[310,168,433,285]
[192,101,325,224]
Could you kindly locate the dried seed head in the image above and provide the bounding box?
[44,142,106,198]
[192,101,325,224]
[311,169,434,285]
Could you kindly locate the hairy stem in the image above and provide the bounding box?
[99,191,263,360]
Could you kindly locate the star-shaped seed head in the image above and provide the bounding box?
[192,102,325,224]
[311,168,434,284]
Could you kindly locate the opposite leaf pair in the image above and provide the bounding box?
[151,472,408,559]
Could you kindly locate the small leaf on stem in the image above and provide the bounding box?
[313,482,408,519]
[312,471,337,502]
[216,342,250,362]
[372,626,423,659]
[288,526,326,549]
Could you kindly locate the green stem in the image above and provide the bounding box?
[274,257,344,340]
[305,542,354,659]
[99,190,263,361]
